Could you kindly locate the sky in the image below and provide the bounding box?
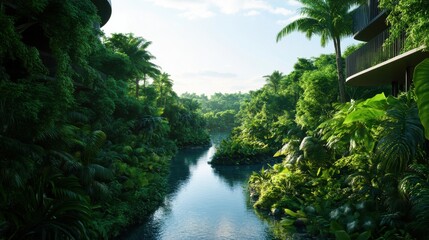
[102,0,357,96]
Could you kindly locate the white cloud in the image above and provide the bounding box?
[271,7,294,16]
[145,0,215,19]
[212,1,242,14]
[276,14,302,25]
[145,0,294,19]
[245,10,261,16]
[183,71,237,79]
[242,0,272,11]
[287,0,302,7]
[180,7,215,19]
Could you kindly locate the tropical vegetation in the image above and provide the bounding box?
[181,92,249,132]
[277,0,365,103]
[243,1,429,239]
[249,91,429,239]
[0,1,209,239]
[212,53,384,165]
[3,0,429,239]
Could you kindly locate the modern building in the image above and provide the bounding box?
[346,0,429,95]
[92,0,113,28]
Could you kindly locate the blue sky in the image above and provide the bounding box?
[103,0,357,96]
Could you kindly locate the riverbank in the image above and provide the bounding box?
[118,133,276,239]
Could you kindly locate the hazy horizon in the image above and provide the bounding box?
[102,0,357,96]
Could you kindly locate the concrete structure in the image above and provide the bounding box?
[92,0,112,27]
[346,0,429,95]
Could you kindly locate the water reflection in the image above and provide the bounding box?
[121,133,275,240]
[211,165,265,189]
[167,148,208,198]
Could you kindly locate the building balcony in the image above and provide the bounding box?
[92,0,112,27]
[352,0,388,41]
[346,30,429,86]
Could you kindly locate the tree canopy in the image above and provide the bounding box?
[0,1,210,238]
[276,0,365,103]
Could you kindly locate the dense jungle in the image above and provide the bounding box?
[2,0,429,239]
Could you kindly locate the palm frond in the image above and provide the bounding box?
[88,181,111,200]
[47,150,79,170]
[399,164,429,231]
[82,130,106,165]
[277,18,320,42]
[4,168,92,240]
[278,0,359,46]
[88,163,113,181]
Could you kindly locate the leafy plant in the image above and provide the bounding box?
[413,58,429,140]
[1,168,92,240]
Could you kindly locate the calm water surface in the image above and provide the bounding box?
[122,133,275,240]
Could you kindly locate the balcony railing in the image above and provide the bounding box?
[369,0,381,20]
[352,5,369,34]
[346,29,406,78]
[352,0,384,34]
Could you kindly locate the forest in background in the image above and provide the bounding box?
[3,0,429,239]
[212,0,429,239]
[181,92,249,132]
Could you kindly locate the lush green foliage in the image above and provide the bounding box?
[379,0,429,141]
[245,2,429,237]
[0,1,209,239]
[249,92,429,239]
[276,0,365,103]
[103,33,160,98]
[414,59,429,140]
[212,55,340,165]
[380,0,429,51]
[181,92,249,131]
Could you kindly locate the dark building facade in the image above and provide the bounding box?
[346,0,429,95]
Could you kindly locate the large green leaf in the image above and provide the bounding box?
[343,93,387,124]
[343,108,385,124]
[356,231,371,240]
[334,230,351,240]
[361,93,387,108]
[414,58,429,139]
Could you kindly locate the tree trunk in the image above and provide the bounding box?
[135,78,140,98]
[334,37,347,103]
[142,75,147,98]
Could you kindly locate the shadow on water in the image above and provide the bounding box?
[167,148,208,197]
[120,132,279,240]
[211,164,268,190]
[119,147,210,240]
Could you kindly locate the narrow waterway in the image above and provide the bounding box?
[121,133,275,240]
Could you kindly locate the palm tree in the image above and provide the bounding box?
[73,130,113,200]
[104,33,160,98]
[263,71,284,94]
[276,0,363,103]
[154,72,174,108]
[48,129,113,201]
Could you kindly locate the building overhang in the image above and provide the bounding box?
[92,0,112,27]
[346,47,429,86]
[354,11,388,41]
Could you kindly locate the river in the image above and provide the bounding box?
[121,133,276,240]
